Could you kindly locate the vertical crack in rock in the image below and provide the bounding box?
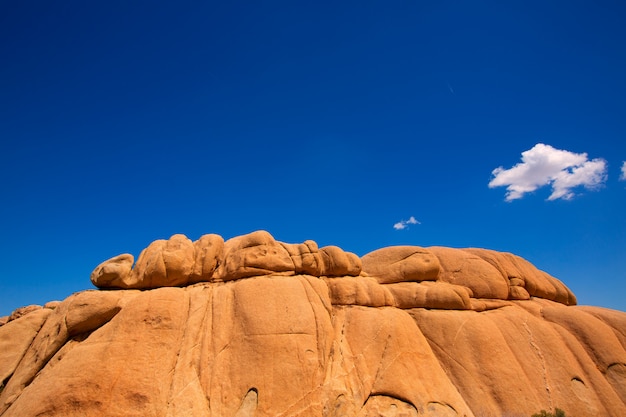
[371,325,393,389]
[274,386,325,417]
[165,290,192,414]
[524,318,552,410]
[323,307,360,416]
[0,308,52,405]
[299,278,324,372]
[451,317,472,348]
[0,306,70,415]
[197,285,213,409]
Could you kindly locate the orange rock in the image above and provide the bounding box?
[7,305,43,322]
[280,240,323,276]
[386,281,472,310]
[325,276,395,307]
[361,246,440,284]
[43,300,61,310]
[214,230,295,280]
[509,284,531,300]
[3,232,624,417]
[189,233,224,283]
[319,245,361,277]
[428,246,510,300]
[91,231,364,289]
[464,249,576,305]
[90,253,134,288]
[129,234,196,288]
[0,308,51,390]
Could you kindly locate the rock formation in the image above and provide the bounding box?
[1,230,624,417]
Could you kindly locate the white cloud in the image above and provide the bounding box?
[394,216,420,230]
[488,143,608,201]
[621,161,626,181]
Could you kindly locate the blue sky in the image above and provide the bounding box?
[1,1,625,316]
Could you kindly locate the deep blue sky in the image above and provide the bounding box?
[1,1,625,316]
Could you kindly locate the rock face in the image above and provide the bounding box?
[1,231,625,417]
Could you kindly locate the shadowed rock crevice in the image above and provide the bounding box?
[235,389,258,417]
[358,395,419,417]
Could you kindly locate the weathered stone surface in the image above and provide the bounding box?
[7,305,42,322]
[91,231,362,289]
[64,291,125,337]
[325,276,395,307]
[280,239,323,276]
[386,281,472,310]
[409,301,626,417]
[90,253,134,288]
[0,308,51,388]
[43,301,61,310]
[465,248,576,305]
[428,247,510,300]
[129,234,196,288]
[189,233,224,283]
[2,232,625,417]
[319,245,361,277]
[357,396,418,417]
[361,246,440,284]
[215,230,295,280]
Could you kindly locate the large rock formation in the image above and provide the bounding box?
[1,231,624,417]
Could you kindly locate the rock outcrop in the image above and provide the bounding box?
[1,231,624,417]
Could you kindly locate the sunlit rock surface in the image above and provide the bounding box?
[1,231,624,417]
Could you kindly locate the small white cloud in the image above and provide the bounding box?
[620,161,626,181]
[488,143,608,201]
[394,216,421,230]
[393,222,406,230]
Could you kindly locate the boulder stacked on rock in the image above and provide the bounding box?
[1,230,624,417]
[89,231,362,289]
[88,231,575,311]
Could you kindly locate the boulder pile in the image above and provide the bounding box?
[1,231,624,417]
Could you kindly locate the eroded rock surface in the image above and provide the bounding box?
[1,231,624,417]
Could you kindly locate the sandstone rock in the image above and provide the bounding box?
[43,301,61,310]
[361,246,440,284]
[64,291,125,337]
[7,305,42,322]
[214,230,295,280]
[0,308,52,389]
[325,276,395,307]
[386,281,472,310]
[90,231,363,289]
[90,253,134,288]
[280,239,323,276]
[409,300,626,416]
[330,306,474,416]
[3,232,625,417]
[428,247,510,300]
[129,234,196,288]
[509,284,531,300]
[189,233,224,283]
[464,248,576,305]
[319,245,361,276]
[357,396,418,417]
